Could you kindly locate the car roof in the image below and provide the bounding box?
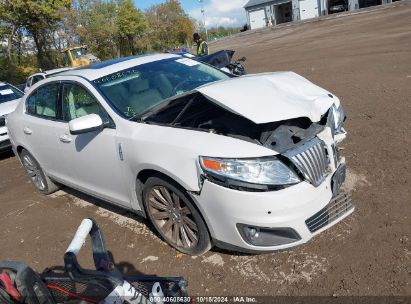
[58,53,179,81]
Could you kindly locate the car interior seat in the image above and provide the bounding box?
[66,90,77,120]
[36,93,56,118]
[103,84,129,114]
[75,97,99,118]
[65,87,99,120]
[151,73,174,99]
[129,78,163,114]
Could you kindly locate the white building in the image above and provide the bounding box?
[245,0,321,30]
[244,0,393,30]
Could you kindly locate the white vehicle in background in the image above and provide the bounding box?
[24,67,72,93]
[7,54,353,255]
[0,82,23,151]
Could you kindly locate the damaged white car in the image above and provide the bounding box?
[7,54,353,255]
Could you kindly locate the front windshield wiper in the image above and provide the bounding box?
[129,90,198,122]
[129,99,173,122]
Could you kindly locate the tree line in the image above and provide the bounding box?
[0,0,198,83]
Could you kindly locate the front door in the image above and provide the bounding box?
[56,82,130,207]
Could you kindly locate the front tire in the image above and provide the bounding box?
[20,149,59,194]
[143,176,211,255]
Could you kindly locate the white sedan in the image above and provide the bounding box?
[7,54,353,255]
[0,81,23,151]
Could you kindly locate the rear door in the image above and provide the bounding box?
[22,82,65,178]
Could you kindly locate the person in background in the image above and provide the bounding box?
[193,33,209,56]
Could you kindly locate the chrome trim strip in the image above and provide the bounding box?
[285,137,329,187]
[306,191,353,233]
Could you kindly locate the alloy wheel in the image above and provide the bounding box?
[148,186,199,249]
[22,154,46,191]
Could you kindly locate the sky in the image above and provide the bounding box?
[133,0,249,28]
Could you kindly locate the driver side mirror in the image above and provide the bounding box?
[69,114,103,135]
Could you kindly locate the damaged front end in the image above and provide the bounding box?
[139,90,347,193]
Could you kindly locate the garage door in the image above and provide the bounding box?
[299,0,319,20]
[249,9,267,29]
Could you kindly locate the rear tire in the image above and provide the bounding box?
[20,149,59,194]
[143,176,211,256]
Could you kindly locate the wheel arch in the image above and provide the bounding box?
[16,145,25,155]
[135,168,214,239]
[15,145,52,179]
[135,168,191,216]
[15,144,29,163]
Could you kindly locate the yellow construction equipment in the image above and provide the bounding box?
[61,45,100,67]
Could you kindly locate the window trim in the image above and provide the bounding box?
[25,80,116,130]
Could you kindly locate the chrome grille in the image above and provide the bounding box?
[285,137,329,187]
[306,191,353,233]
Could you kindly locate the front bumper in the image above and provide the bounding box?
[191,160,354,252]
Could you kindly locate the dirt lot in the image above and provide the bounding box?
[0,1,410,298]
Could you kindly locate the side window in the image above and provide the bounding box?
[62,83,101,122]
[26,94,36,114]
[26,83,59,118]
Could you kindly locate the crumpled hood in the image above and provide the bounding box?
[0,98,21,117]
[197,72,338,124]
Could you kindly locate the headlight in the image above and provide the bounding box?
[199,156,301,189]
[333,104,345,133]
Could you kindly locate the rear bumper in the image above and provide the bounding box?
[0,139,11,151]
[191,161,354,252]
[0,126,11,151]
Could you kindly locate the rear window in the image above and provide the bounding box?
[0,84,23,104]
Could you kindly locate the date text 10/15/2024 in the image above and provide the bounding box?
[149,297,257,303]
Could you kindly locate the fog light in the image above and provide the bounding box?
[237,224,301,247]
[247,227,259,238]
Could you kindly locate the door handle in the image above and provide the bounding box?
[59,134,72,143]
[23,127,32,135]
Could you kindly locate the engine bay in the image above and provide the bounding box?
[142,93,328,153]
